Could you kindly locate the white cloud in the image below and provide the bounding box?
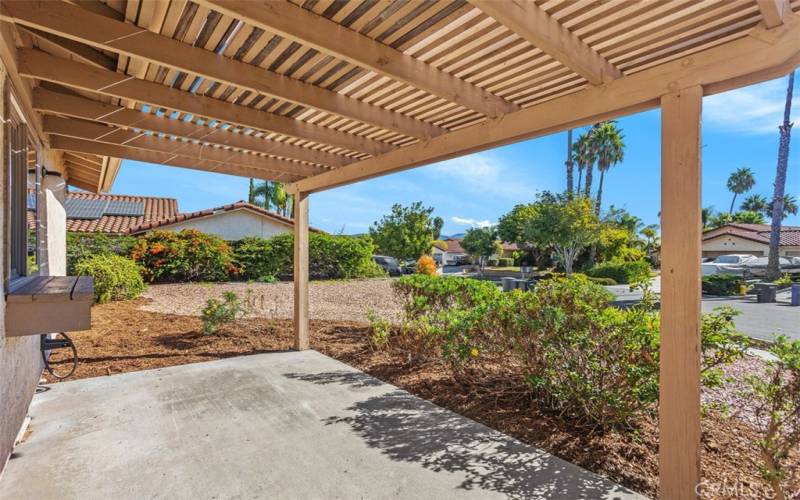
[427,154,538,198]
[704,77,799,135]
[451,216,492,228]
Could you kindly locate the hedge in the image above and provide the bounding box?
[232,233,385,281]
[131,230,235,283]
[586,260,651,284]
[67,232,136,275]
[702,274,745,296]
[74,254,145,303]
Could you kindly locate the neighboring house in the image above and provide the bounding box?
[499,242,519,259]
[431,238,469,265]
[129,201,319,240]
[702,223,800,258]
[27,191,178,235]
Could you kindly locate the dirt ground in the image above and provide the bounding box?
[43,297,798,499]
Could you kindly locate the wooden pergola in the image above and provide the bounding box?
[1,1,799,497]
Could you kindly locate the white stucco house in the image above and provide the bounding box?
[702,223,800,258]
[431,238,469,265]
[129,201,317,240]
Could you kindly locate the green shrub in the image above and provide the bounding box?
[67,232,136,275]
[497,257,514,267]
[201,291,245,335]
[774,273,793,287]
[702,274,745,296]
[588,276,617,286]
[131,230,234,283]
[232,233,385,281]
[367,310,391,348]
[586,259,651,284]
[74,254,145,303]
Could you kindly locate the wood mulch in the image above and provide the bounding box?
[44,298,798,499]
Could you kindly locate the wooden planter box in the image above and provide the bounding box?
[5,276,93,337]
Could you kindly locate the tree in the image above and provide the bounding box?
[248,178,257,204]
[603,206,643,235]
[565,129,575,196]
[253,181,274,210]
[589,121,625,214]
[732,210,766,225]
[702,206,715,229]
[767,70,795,281]
[461,227,502,274]
[572,132,595,196]
[741,193,770,216]
[523,192,599,275]
[496,203,538,247]
[640,225,660,265]
[769,193,798,220]
[432,216,444,240]
[726,167,756,214]
[368,202,437,260]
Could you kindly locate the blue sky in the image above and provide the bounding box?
[112,74,800,235]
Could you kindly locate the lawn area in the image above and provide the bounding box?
[45,279,799,499]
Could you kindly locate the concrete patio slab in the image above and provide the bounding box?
[0,351,644,500]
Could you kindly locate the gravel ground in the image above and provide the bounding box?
[141,279,402,323]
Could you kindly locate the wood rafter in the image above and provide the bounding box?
[18,49,392,156]
[288,13,800,194]
[470,0,622,85]
[196,0,520,118]
[32,88,350,168]
[0,0,442,141]
[49,135,304,182]
[43,116,326,178]
[758,0,788,28]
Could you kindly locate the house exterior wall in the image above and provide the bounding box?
[702,234,800,258]
[0,58,44,473]
[158,209,292,240]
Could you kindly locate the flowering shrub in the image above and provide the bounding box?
[74,254,145,303]
[415,255,437,275]
[131,230,234,283]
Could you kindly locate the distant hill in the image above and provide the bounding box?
[442,233,465,239]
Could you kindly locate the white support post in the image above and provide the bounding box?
[293,191,309,351]
[659,85,703,499]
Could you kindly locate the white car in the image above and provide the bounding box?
[702,254,758,276]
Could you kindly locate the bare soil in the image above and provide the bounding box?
[44,298,798,499]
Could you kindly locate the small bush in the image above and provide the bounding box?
[67,232,136,275]
[74,254,145,303]
[415,255,437,275]
[367,310,391,348]
[201,291,244,335]
[587,276,617,286]
[702,274,745,296]
[131,230,235,283]
[497,257,514,267]
[586,259,651,284]
[774,273,793,287]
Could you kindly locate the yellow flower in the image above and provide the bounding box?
[470,347,479,358]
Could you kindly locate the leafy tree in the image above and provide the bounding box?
[767,71,795,280]
[432,216,444,240]
[461,227,502,274]
[640,225,660,265]
[496,203,538,246]
[523,192,599,275]
[732,210,766,224]
[603,206,643,235]
[741,193,770,215]
[589,121,625,214]
[369,202,437,260]
[770,193,798,220]
[726,166,756,214]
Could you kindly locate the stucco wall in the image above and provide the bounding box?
[161,209,292,240]
[0,61,44,473]
[702,235,768,257]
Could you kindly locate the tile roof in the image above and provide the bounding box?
[127,201,321,234]
[445,238,466,254]
[28,191,178,235]
[703,224,800,246]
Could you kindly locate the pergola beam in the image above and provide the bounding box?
[43,115,326,178]
[288,14,800,194]
[18,49,392,156]
[33,88,351,168]
[471,0,621,85]
[196,0,519,118]
[20,26,116,70]
[49,135,304,182]
[0,0,442,140]
[758,0,788,28]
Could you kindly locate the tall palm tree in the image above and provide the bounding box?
[740,193,770,216]
[767,70,795,280]
[769,193,798,220]
[702,206,715,229]
[248,178,256,204]
[253,180,274,210]
[565,129,575,196]
[726,167,756,214]
[589,121,625,214]
[572,133,594,196]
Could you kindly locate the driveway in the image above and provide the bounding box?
[1,351,642,500]
[702,293,799,342]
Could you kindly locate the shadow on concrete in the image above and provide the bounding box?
[284,370,636,500]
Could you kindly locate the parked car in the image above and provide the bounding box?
[401,259,417,274]
[447,255,471,266]
[702,254,759,276]
[373,255,402,276]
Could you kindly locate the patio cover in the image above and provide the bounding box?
[1,1,799,497]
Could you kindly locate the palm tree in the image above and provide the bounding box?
[248,178,257,204]
[572,133,594,196]
[702,206,715,229]
[565,129,575,196]
[726,167,756,214]
[253,180,275,210]
[589,121,625,214]
[767,70,795,280]
[740,193,770,216]
[769,193,798,220]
